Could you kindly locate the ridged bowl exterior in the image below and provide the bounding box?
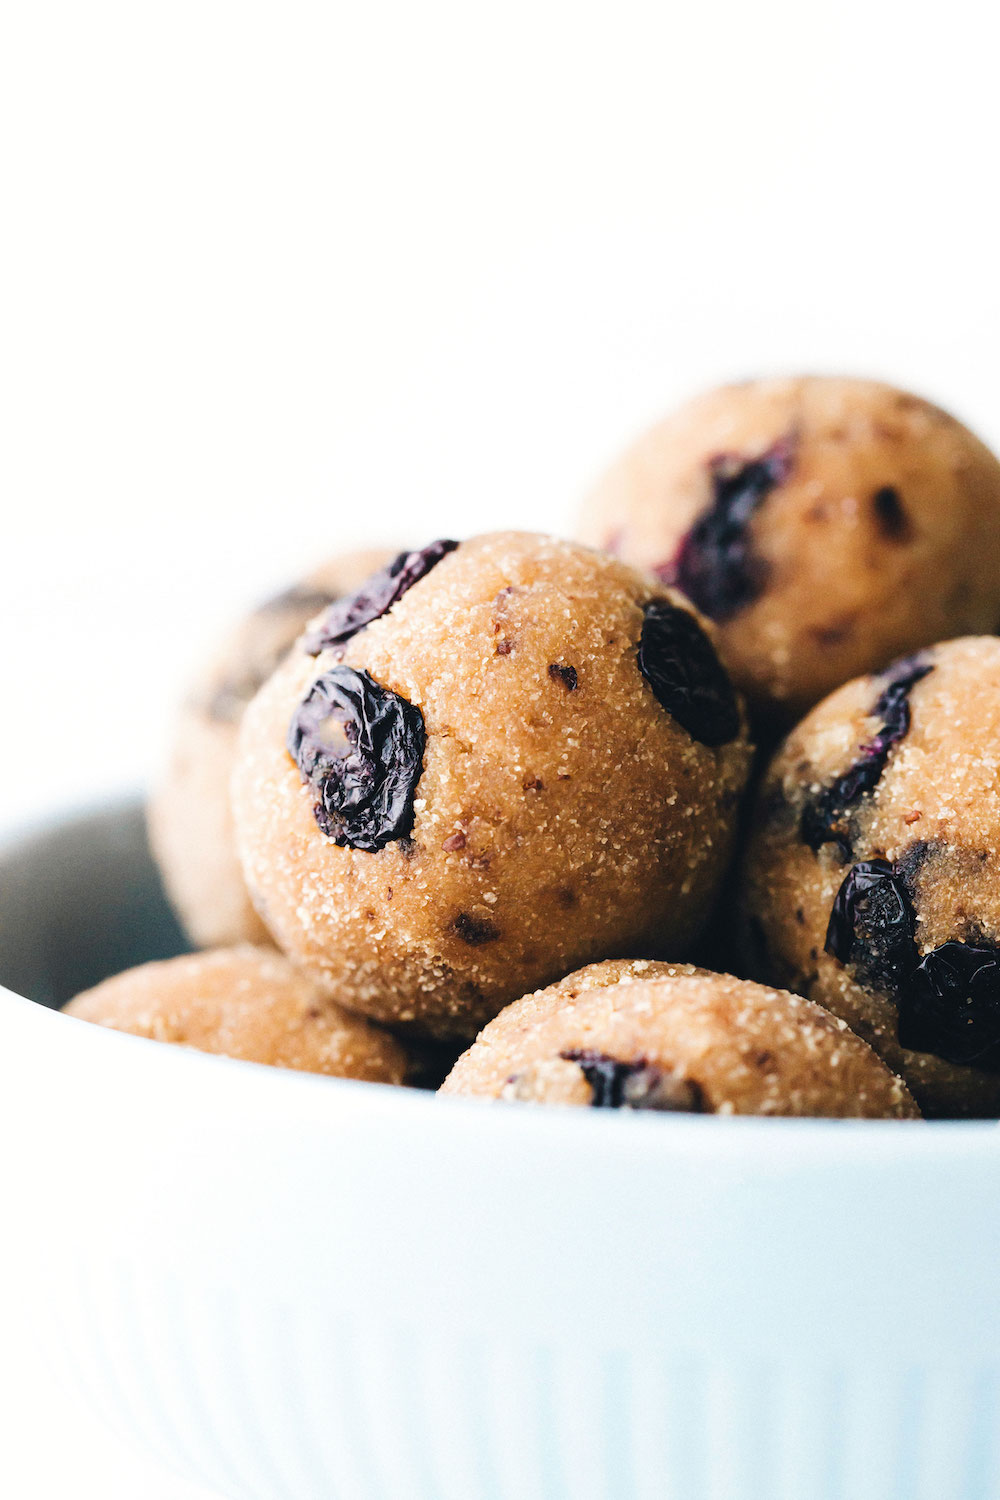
[2,808,1000,1500]
[6,995,1000,1500]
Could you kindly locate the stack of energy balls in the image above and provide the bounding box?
[65,376,1000,1119]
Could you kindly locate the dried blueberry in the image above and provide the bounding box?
[801,655,933,855]
[872,486,911,542]
[304,540,458,654]
[286,667,425,851]
[548,663,578,691]
[561,1050,705,1111]
[638,602,740,746]
[872,654,932,746]
[826,855,1000,1070]
[663,438,795,621]
[896,838,934,887]
[825,859,917,994]
[901,942,1000,1066]
[452,911,501,946]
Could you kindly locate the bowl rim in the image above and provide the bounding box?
[0,787,148,854]
[9,981,1000,1167]
[4,797,999,1158]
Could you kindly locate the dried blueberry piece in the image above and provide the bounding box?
[286,667,425,851]
[901,942,1000,1067]
[826,854,1000,1069]
[800,655,933,855]
[452,911,501,946]
[304,540,458,654]
[561,1051,635,1107]
[872,486,911,542]
[638,602,740,746]
[663,438,795,621]
[799,796,852,861]
[825,859,918,994]
[561,1050,705,1111]
[872,654,933,748]
[548,663,578,691]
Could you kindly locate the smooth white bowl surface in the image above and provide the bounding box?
[3,805,1000,1500]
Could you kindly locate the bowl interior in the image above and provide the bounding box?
[0,801,189,1008]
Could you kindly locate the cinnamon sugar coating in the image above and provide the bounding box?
[64,945,408,1083]
[148,548,395,948]
[742,638,1000,1116]
[579,378,1000,727]
[233,533,752,1039]
[441,961,918,1118]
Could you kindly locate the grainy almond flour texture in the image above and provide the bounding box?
[578,377,1000,728]
[65,945,409,1083]
[149,548,395,948]
[233,533,753,1039]
[742,637,1000,1116]
[441,962,918,1118]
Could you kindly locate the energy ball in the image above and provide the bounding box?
[440,963,918,1118]
[63,945,408,1083]
[233,532,753,1040]
[578,377,1000,727]
[742,638,1000,1117]
[149,548,396,949]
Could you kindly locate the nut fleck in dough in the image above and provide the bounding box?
[440,961,918,1118]
[578,377,1000,727]
[148,548,396,948]
[233,532,753,1040]
[741,638,1000,1117]
[63,945,408,1083]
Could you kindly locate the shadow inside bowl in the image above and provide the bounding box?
[0,800,190,1008]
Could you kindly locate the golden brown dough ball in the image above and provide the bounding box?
[233,533,753,1040]
[64,945,409,1083]
[741,638,1000,1117]
[440,962,918,1118]
[148,548,396,948]
[578,377,1000,727]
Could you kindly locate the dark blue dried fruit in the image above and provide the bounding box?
[547,662,578,691]
[872,486,911,542]
[825,859,917,994]
[801,655,933,855]
[664,438,795,621]
[452,911,501,946]
[869,654,932,750]
[561,1050,705,1111]
[826,857,1000,1071]
[902,942,1000,1066]
[286,667,425,851]
[638,602,740,747]
[304,540,458,654]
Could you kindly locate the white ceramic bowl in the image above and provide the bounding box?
[3,804,1000,1500]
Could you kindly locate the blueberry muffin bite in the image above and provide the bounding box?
[440,964,918,1118]
[578,378,1000,727]
[63,946,409,1083]
[149,547,396,948]
[742,638,1000,1116]
[233,533,753,1040]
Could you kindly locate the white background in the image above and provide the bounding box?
[2,0,999,1494]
